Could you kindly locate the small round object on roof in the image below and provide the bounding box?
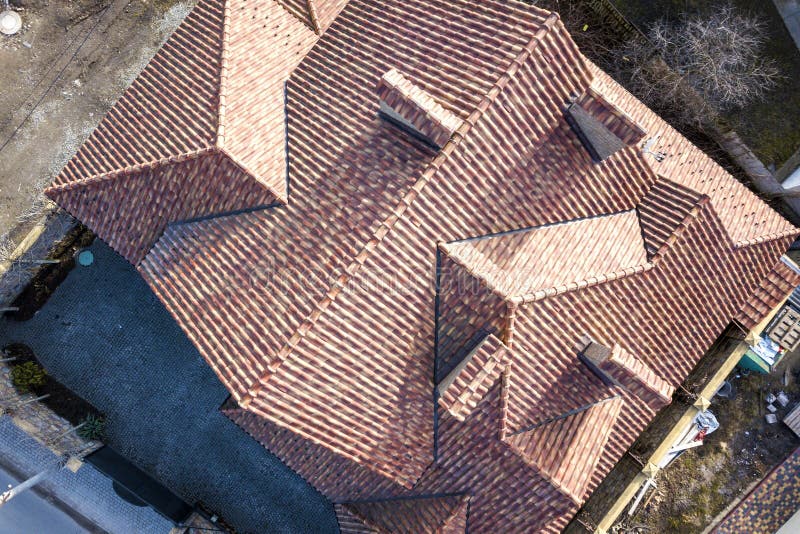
[77,249,94,266]
[0,10,21,36]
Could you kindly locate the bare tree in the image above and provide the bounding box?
[614,4,780,128]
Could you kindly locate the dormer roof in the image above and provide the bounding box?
[577,336,674,411]
[439,210,650,303]
[45,0,319,263]
[505,396,623,503]
[277,0,349,33]
[377,69,463,148]
[437,334,510,421]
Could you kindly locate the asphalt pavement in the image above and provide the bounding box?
[0,466,88,534]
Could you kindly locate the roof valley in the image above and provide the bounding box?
[240,11,563,406]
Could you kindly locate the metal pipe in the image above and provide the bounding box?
[0,457,66,507]
[12,394,50,408]
[47,422,86,446]
[628,477,656,516]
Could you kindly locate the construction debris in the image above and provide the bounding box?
[768,404,777,413]
[766,414,778,424]
[778,391,790,407]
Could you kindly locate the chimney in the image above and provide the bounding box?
[566,87,646,162]
[377,69,462,149]
[577,335,673,411]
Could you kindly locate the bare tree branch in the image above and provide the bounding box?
[611,3,781,128]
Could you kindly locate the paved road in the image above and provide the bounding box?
[0,241,337,533]
[0,416,170,533]
[0,466,88,534]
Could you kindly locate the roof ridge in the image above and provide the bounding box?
[735,228,800,249]
[215,0,233,148]
[644,178,711,261]
[305,0,322,34]
[239,11,564,406]
[44,147,218,194]
[506,394,620,437]
[215,145,288,202]
[510,263,654,305]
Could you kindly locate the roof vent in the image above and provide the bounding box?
[566,87,646,162]
[377,69,461,149]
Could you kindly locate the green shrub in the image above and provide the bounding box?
[10,362,46,393]
[77,414,106,441]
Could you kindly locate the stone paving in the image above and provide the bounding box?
[0,416,171,533]
[0,241,337,534]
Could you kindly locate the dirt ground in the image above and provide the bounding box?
[0,0,193,244]
[622,348,800,533]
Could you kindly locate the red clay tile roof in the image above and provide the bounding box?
[505,396,623,503]
[377,69,463,148]
[437,334,510,422]
[336,495,469,534]
[576,87,646,146]
[576,337,674,410]
[601,344,675,410]
[736,257,800,330]
[47,0,800,532]
[45,0,318,263]
[638,177,708,259]
[589,66,795,246]
[277,0,349,33]
[566,87,646,162]
[439,209,649,301]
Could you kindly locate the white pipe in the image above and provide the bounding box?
[628,477,656,516]
[0,459,65,507]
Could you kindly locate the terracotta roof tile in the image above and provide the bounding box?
[603,345,675,409]
[736,257,800,330]
[576,87,646,145]
[53,0,226,184]
[45,0,318,264]
[277,0,349,33]
[44,0,800,531]
[638,177,708,258]
[578,337,675,410]
[338,495,469,534]
[505,397,623,503]
[377,69,463,148]
[589,65,796,246]
[440,210,649,301]
[437,334,510,421]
